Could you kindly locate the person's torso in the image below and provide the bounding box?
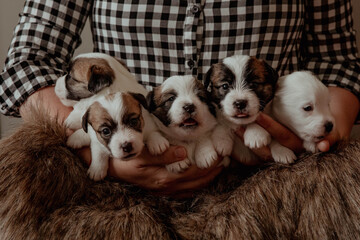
[90,0,305,89]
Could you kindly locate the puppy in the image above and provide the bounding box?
[268,71,335,162]
[55,52,134,107]
[147,75,229,172]
[56,53,169,180]
[71,92,147,180]
[205,54,278,165]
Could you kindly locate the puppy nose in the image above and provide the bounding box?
[234,100,248,110]
[183,104,195,113]
[121,142,133,153]
[325,121,333,133]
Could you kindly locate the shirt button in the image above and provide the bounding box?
[191,5,200,14]
[187,59,195,69]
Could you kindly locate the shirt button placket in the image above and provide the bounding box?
[184,0,201,74]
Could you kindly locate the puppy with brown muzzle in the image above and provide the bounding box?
[147,75,230,173]
[205,54,278,165]
[55,53,169,180]
[70,92,148,180]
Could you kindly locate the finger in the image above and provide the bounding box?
[234,126,245,139]
[161,156,225,184]
[317,131,339,152]
[138,146,188,166]
[154,166,223,196]
[256,113,304,153]
[317,140,330,152]
[77,147,92,165]
[142,158,224,191]
[247,146,273,162]
[66,128,74,137]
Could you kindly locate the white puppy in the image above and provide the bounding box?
[268,71,335,163]
[147,75,230,173]
[205,54,278,165]
[55,53,169,180]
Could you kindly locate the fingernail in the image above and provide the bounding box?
[175,147,187,159]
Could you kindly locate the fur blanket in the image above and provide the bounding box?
[1,112,360,239]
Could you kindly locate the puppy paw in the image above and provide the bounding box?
[212,125,234,156]
[271,144,296,164]
[195,145,218,169]
[303,141,318,153]
[213,138,233,157]
[166,159,191,173]
[232,139,260,165]
[87,165,108,181]
[66,129,91,149]
[147,132,170,155]
[244,126,271,149]
[64,114,82,130]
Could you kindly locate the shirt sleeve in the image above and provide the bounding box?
[303,0,360,102]
[0,0,92,117]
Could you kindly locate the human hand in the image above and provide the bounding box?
[234,113,304,162]
[20,86,223,198]
[317,87,359,152]
[20,86,73,124]
[77,146,224,198]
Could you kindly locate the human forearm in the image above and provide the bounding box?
[0,0,91,117]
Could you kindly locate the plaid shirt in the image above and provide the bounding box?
[1,0,360,117]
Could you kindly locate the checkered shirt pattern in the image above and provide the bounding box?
[1,0,360,117]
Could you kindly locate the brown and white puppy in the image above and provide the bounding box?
[67,92,148,180]
[147,75,230,173]
[56,53,169,180]
[205,54,278,165]
[55,52,132,107]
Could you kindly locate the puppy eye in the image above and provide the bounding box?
[303,105,313,112]
[100,127,112,138]
[167,96,176,102]
[129,117,140,127]
[221,83,230,90]
[249,82,259,88]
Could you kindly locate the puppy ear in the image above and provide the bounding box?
[204,65,214,92]
[146,90,157,113]
[263,60,279,86]
[88,65,114,94]
[114,58,131,72]
[82,109,90,133]
[128,92,148,110]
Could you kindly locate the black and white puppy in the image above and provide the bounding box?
[56,53,169,180]
[205,54,278,165]
[147,75,229,173]
[268,71,335,162]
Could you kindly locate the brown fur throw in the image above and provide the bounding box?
[1,111,360,239]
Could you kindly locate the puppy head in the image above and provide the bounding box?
[82,92,146,160]
[205,55,278,126]
[272,71,335,143]
[55,53,130,106]
[147,75,216,140]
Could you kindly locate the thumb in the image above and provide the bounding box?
[317,132,338,152]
